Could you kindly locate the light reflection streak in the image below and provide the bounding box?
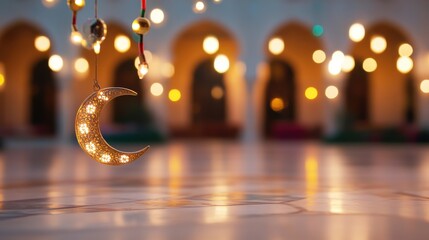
[329,192,344,214]
[168,145,185,196]
[204,205,230,223]
[148,209,166,226]
[305,155,318,207]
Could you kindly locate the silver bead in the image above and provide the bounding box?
[81,18,107,49]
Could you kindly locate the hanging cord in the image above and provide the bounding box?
[72,11,78,31]
[139,0,147,64]
[93,0,100,91]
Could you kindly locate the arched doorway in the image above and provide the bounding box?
[30,58,57,135]
[170,20,242,138]
[344,59,370,127]
[112,58,150,125]
[261,22,324,139]
[348,22,416,128]
[0,22,55,137]
[191,59,227,136]
[264,59,296,137]
[405,75,415,124]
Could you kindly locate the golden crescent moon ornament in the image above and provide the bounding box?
[75,87,150,165]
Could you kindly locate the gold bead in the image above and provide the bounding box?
[67,0,85,11]
[132,17,151,35]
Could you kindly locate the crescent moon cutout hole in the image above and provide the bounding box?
[75,87,150,165]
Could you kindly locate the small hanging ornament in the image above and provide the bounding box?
[71,0,150,165]
[67,0,85,11]
[67,0,85,45]
[81,18,107,51]
[132,17,151,35]
[133,0,150,79]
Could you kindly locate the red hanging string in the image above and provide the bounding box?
[139,0,147,64]
[141,0,146,11]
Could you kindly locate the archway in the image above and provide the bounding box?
[0,22,55,137]
[344,59,370,127]
[264,59,296,137]
[191,59,227,136]
[260,22,324,139]
[349,22,416,127]
[171,20,242,138]
[30,58,57,135]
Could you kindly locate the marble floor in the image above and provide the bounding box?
[1,141,429,239]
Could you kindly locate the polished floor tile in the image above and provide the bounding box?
[1,141,429,239]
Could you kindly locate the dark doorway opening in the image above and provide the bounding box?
[113,58,149,125]
[190,59,235,138]
[109,58,162,142]
[30,58,57,135]
[264,59,301,139]
[344,59,370,127]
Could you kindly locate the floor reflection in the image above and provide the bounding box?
[0,141,429,239]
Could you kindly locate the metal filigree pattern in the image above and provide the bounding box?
[75,87,149,165]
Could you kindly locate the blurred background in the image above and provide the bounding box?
[0,0,429,146]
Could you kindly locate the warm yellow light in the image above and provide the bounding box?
[48,55,63,72]
[120,155,130,164]
[203,35,219,55]
[150,83,164,96]
[42,0,59,7]
[86,104,96,114]
[332,51,345,62]
[132,22,140,32]
[97,92,109,101]
[268,37,284,55]
[135,52,153,69]
[114,35,131,53]
[150,8,165,24]
[363,58,377,72]
[75,0,84,7]
[328,60,342,76]
[134,57,140,69]
[325,85,339,99]
[94,42,101,54]
[85,142,96,154]
[312,50,326,64]
[161,62,175,78]
[213,0,222,3]
[214,54,230,73]
[169,89,182,102]
[138,63,149,79]
[370,35,387,54]
[349,23,365,42]
[79,123,89,134]
[342,55,355,72]
[0,64,4,90]
[420,79,429,93]
[193,1,206,13]
[34,35,50,52]
[270,98,285,112]
[329,51,346,75]
[399,43,413,57]
[211,86,224,99]
[70,31,82,45]
[396,56,413,74]
[100,154,111,163]
[305,87,318,100]
[0,74,5,89]
[74,58,89,74]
